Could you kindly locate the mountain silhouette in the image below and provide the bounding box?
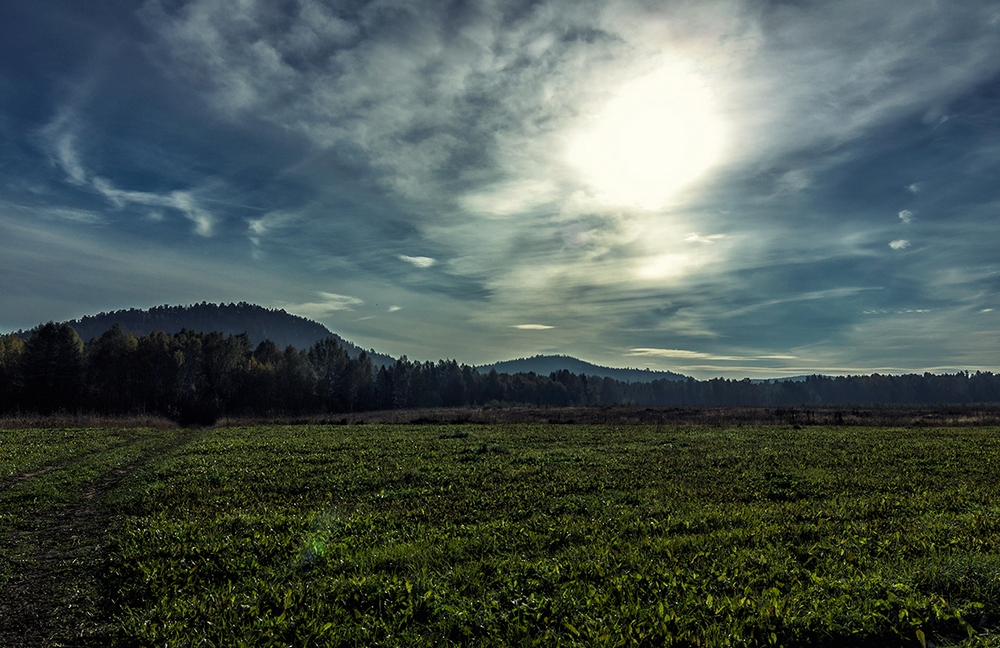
[478,355,688,383]
[19,305,690,381]
[28,302,395,367]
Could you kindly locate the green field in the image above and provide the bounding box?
[2,423,999,646]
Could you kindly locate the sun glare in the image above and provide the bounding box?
[567,62,727,210]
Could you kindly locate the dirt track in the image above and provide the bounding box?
[0,430,196,647]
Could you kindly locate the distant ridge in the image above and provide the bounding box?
[478,354,688,383]
[21,302,396,367]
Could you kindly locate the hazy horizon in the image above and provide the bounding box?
[3,1,1000,380]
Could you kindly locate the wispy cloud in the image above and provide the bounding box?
[285,291,364,319]
[248,211,299,248]
[774,169,810,194]
[6,1,1000,377]
[41,112,216,236]
[136,0,1000,332]
[43,207,104,224]
[55,134,87,185]
[627,348,741,361]
[41,109,88,185]
[93,178,214,236]
[685,233,727,244]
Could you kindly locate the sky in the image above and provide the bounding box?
[2,0,1000,379]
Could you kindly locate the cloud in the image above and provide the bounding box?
[285,291,364,318]
[248,210,299,248]
[9,0,1000,377]
[40,108,88,185]
[316,292,363,310]
[627,348,741,361]
[889,239,911,250]
[707,1,1000,165]
[898,209,914,224]
[388,305,402,313]
[398,255,436,269]
[626,348,800,365]
[136,0,1000,329]
[775,169,810,194]
[685,233,727,244]
[55,134,87,185]
[460,180,559,217]
[42,207,105,224]
[40,112,216,236]
[512,324,554,330]
[93,178,214,236]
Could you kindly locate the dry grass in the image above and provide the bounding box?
[5,405,1000,430]
[0,413,178,430]
[217,405,1000,428]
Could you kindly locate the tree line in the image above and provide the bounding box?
[2,323,1000,423]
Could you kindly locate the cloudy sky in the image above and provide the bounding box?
[3,0,1000,378]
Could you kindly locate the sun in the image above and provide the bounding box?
[566,62,727,210]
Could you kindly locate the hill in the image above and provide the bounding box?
[22,302,396,367]
[477,354,688,383]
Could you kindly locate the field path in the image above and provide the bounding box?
[0,439,141,493]
[0,428,200,647]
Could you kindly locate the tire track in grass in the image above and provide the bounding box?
[0,439,140,493]
[0,428,202,647]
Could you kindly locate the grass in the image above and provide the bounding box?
[2,423,1000,646]
[0,426,186,645]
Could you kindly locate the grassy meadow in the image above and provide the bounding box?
[2,422,1000,646]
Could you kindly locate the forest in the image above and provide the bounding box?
[2,321,1000,423]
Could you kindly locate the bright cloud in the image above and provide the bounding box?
[399,255,436,269]
[286,292,364,319]
[685,233,727,244]
[627,348,741,361]
[5,1,1000,377]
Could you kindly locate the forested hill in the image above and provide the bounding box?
[478,355,689,383]
[22,302,395,367]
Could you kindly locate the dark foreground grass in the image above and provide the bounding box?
[0,427,186,646]
[4,423,1000,646]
